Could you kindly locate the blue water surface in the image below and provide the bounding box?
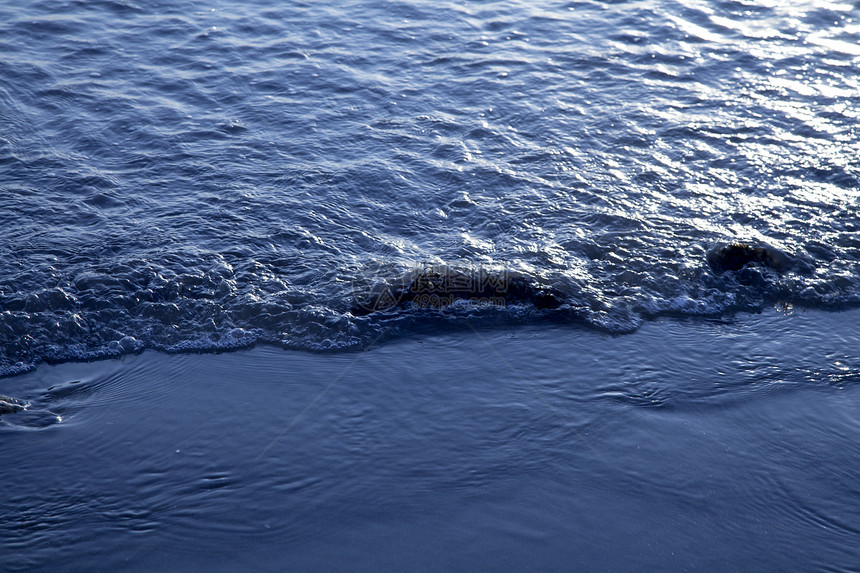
[1,0,859,374]
[1,1,860,571]
[2,309,859,572]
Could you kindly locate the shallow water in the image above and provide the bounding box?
[1,309,859,571]
[1,0,859,373]
[2,1,859,569]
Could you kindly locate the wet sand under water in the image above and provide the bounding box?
[1,308,859,572]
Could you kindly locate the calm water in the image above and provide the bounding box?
[2,311,859,571]
[1,0,859,570]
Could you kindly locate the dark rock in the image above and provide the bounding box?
[352,266,564,315]
[0,395,27,415]
[707,243,791,274]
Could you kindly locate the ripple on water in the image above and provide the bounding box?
[0,0,859,373]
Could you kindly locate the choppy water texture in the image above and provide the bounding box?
[2,0,860,373]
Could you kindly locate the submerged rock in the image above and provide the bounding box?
[352,266,564,316]
[0,392,65,427]
[707,243,791,274]
[0,395,27,415]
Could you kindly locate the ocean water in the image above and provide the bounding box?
[1,0,859,373]
[1,0,860,570]
[2,311,859,571]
